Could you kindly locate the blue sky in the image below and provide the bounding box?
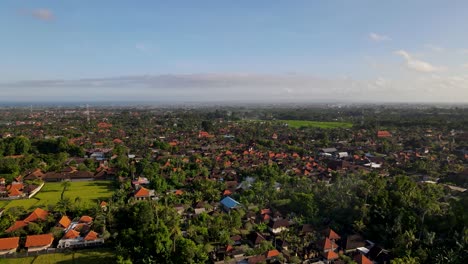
[1,0,468,102]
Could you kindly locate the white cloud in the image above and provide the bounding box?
[369,32,391,42]
[1,73,467,103]
[31,8,54,21]
[425,44,445,52]
[394,50,443,73]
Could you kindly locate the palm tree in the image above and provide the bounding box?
[60,180,71,199]
[55,197,72,215]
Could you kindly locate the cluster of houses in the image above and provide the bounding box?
[210,200,392,264]
[0,176,42,200]
[0,207,103,255]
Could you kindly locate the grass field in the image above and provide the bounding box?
[279,120,353,129]
[1,181,114,210]
[0,248,115,264]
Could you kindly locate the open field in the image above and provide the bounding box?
[279,120,353,129]
[0,248,115,264]
[1,181,114,210]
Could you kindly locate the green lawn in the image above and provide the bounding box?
[2,181,114,210]
[279,120,353,129]
[0,248,115,264]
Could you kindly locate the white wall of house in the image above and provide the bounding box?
[28,244,52,252]
[0,248,17,255]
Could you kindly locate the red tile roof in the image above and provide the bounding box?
[8,187,22,197]
[266,249,280,258]
[6,220,28,233]
[58,216,71,229]
[318,237,337,251]
[25,234,54,248]
[134,187,150,197]
[79,215,93,223]
[322,250,339,260]
[84,231,99,241]
[377,130,392,138]
[323,228,341,240]
[24,208,48,223]
[0,237,20,250]
[64,229,80,239]
[354,254,373,264]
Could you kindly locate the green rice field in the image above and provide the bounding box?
[0,181,114,210]
[0,248,114,264]
[279,120,353,129]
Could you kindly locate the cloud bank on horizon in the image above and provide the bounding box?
[1,1,468,103]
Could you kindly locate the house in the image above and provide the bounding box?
[265,249,280,259]
[268,218,289,234]
[321,250,339,262]
[354,254,373,264]
[316,237,338,253]
[248,255,266,264]
[248,232,266,248]
[377,131,392,138]
[0,237,20,255]
[79,215,93,224]
[343,234,366,253]
[58,216,72,229]
[5,208,49,233]
[367,245,392,264]
[5,220,28,233]
[322,228,341,241]
[25,233,54,252]
[24,208,48,222]
[134,187,156,200]
[220,196,240,212]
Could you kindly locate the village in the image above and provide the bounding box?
[0,105,466,263]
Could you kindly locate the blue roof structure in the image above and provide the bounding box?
[220,196,240,209]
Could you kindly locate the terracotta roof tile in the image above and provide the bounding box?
[84,231,99,241]
[6,220,28,233]
[58,216,71,229]
[24,208,48,223]
[354,254,373,264]
[134,187,150,197]
[79,215,93,223]
[64,229,80,239]
[323,228,341,240]
[25,234,54,248]
[0,237,20,250]
[266,249,280,258]
[322,250,339,260]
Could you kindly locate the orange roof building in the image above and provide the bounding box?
[58,216,71,229]
[24,208,48,223]
[323,228,341,241]
[265,249,280,258]
[322,250,339,260]
[0,237,20,255]
[79,216,93,224]
[64,229,80,239]
[84,231,99,241]
[25,234,54,252]
[354,254,373,264]
[134,187,150,198]
[377,130,392,138]
[5,221,28,233]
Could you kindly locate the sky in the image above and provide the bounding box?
[1,0,468,103]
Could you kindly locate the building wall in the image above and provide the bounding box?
[0,248,17,255]
[28,244,51,252]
